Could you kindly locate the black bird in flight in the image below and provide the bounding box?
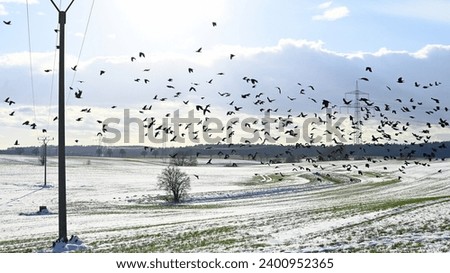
[139,52,145,58]
[287,96,296,101]
[365,66,372,72]
[343,98,352,105]
[196,47,202,53]
[397,77,404,83]
[212,22,217,27]
[71,65,77,71]
[321,99,331,109]
[100,70,105,75]
[431,97,440,104]
[196,104,211,115]
[308,97,317,103]
[3,21,11,25]
[75,89,82,99]
[267,97,275,103]
[230,54,235,60]
[14,140,19,146]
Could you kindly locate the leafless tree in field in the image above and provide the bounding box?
[157,166,191,203]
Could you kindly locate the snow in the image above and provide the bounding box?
[0,154,449,253]
[51,236,88,253]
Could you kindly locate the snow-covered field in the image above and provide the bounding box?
[0,154,449,253]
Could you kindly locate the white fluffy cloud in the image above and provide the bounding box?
[313,6,350,21]
[0,0,39,16]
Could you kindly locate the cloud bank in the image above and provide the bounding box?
[1,39,450,147]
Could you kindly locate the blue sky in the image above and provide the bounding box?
[1,0,450,148]
[2,0,450,55]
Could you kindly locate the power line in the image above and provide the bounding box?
[67,0,96,106]
[25,0,38,131]
[45,0,63,131]
[46,31,59,129]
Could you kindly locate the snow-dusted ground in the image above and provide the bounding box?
[0,154,449,253]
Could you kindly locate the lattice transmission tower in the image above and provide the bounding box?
[341,81,370,146]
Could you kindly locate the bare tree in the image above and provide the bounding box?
[157,166,191,203]
[170,151,197,166]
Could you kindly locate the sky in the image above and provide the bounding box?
[0,0,450,149]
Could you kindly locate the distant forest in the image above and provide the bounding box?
[1,141,449,163]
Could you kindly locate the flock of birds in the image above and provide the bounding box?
[2,19,450,179]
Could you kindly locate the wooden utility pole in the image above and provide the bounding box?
[38,136,54,187]
[50,0,75,243]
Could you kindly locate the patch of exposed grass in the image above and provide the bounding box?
[75,201,225,216]
[249,243,270,249]
[362,178,401,189]
[299,173,351,184]
[93,225,244,252]
[315,195,450,215]
[120,203,224,210]
[361,196,450,212]
[313,177,401,200]
[362,171,385,178]
[0,236,55,253]
[322,175,346,184]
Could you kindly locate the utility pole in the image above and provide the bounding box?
[38,136,54,187]
[341,80,369,159]
[50,0,75,243]
[95,134,103,157]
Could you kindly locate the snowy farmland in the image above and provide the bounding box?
[0,154,449,253]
